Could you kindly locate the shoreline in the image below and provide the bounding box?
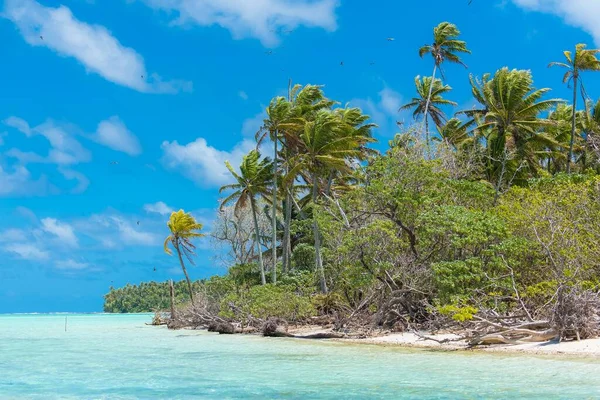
[286,326,600,357]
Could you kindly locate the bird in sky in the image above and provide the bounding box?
[386,37,395,41]
[141,75,144,79]
[153,267,157,272]
[369,62,376,66]
[340,61,344,66]
[110,161,119,165]
[265,50,273,55]
[136,221,140,226]
[40,35,43,40]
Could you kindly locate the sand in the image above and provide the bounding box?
[343,332,600,357]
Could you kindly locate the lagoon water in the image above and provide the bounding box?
[1,314,599,399]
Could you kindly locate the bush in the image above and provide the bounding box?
[221,284,316,322]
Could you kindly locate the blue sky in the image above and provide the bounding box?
[1,0,599,313]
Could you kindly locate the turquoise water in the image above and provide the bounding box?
[1,314,599,399]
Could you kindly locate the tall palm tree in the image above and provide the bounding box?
[279,84,334,274]
[461,68,561,188]
[287,110,374,293]
[220,150,273,285]
[419,22,470,154]
[400,76,457,152]
[163,210,204,306]
[259,97,292,284]
[549,43,600,173]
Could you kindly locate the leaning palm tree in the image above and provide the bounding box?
[419,22,470,153]
[220,150,273,285]
[549,43,600,173]
[400,76,457,153]
[163,210,204,306]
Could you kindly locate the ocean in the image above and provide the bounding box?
[0,313,599,399]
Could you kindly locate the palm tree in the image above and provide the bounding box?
[419,22,470,154]
[220,150,273,285]
[549,43,600,173]
[582,99,600,170]
[287,109,374,293]
[259,97,292,284]
[400,76,457,152]
[163,210,204,306]
[460,68,561,191]
[437,118,473,149]
[279,84,334,274]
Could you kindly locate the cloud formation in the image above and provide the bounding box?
[41,218,78,248]
[144,201,174,215]
[161,137,255,187]
[3,0,192,93]
[138,0,339,46]
[350,87,404,137]
[92,117,142,156]
[4,243,49,261]
[512,0,600,45]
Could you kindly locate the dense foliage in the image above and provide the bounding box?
[104,22,600,341]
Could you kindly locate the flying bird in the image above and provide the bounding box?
[110,161,119,165]
[369,62,376,66]
[386,37,395,41]
[340,61,344,66]
[40,35,43,40]
[137,221,140,226]
[141,75,144,79]
[153,267,157,272]
[265,50,273,55]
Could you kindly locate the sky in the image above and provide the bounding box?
[1,0,600,313]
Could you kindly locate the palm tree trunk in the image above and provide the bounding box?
[312,172,328,293]
[175,239,195,307]
[423,63,438,159]
[567,75,578,174]
[282,193,292,273]
[251,196,267,285]
[271,131,278,284]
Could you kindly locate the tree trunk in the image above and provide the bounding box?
[175,239,195,307]
[312,172,328,293]
[567,74,578,174]
[251,196,267,285]
[169,279,176,319]
[422,63,438,159]
[282,193,292,273]
[271,130,278,284]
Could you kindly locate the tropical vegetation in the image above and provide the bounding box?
[105,22,600,343]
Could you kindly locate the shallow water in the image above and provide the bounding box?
[0,314,599,399]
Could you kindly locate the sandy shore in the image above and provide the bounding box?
[288,326,600,357]
[347,332,600,357]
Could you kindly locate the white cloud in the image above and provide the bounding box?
[55,259,91,271]
[4,117,91,166]
[3,0,191,93]
[92,116,141,156]
[0,229,28,242]
[58,168,90,194]
[161,137,255,187]
[138,0,339,46]
[41,218,78,247]
[4,243,49,260]
[512,0,600,45]
[349,87,404,137]
[78,214,159,248]
[0,164,57,197]
[144,201,174,215]
[239,91,248,100]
